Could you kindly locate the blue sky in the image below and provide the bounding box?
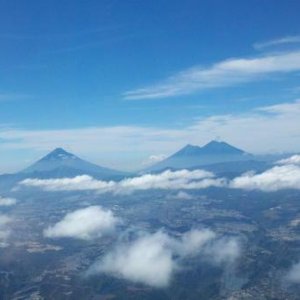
[1,0,300,172]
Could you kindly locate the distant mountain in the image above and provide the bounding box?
[196,160,271,178]
[20,148,129,180]
[147,140,253,172]
[0,148,130,192]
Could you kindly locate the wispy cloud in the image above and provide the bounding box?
[44,206,118,240]
[254,36,300,50]
[89,229,240,287]
[123,50,300,100]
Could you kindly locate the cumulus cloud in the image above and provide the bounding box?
[205,237,241,265]
[92,231,174,287]
[89,229,240,287]
[230,164,300,192]
[178,229,216,256]
[21,175,115,192]
[117,169,225,192]
[277,154,300,166]
[0,214,12,246]
[44,206,118,240]
[0,196,17,206]
[286,262,300,284]
[20,169,226,193]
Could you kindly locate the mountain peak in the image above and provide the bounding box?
[21,148,127,178]
[176,144,201,156]
[147,140,250,171]
[41,148,76,161]
[201,140,245,154]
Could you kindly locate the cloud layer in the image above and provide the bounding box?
[20,169,226,193]
[20,153,300,193]
[230,156,300,192]
[21,175,115,192]
[90,229,240,287]
[44,206,118,240]
[277,154,300,166]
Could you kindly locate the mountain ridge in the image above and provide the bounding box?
[146,140,252,172]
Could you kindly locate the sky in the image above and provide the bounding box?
[1,0,300,172]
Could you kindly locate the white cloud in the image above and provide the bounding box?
[0,214,12,247]
[277,155,300,166]
[123,50,300,100]
[21,175,115,192]
[205,237,241,264]
[89,229,240,287]
[286,262,300,284]
[44,206,118,240]
[257,100,300,114]
[230,164,300,192]
[117,169,225,192]
[189,100,300,154]
[0,196,17,206]
[92,231,174,288]
[20,169,226,193]
[178,229,216,256]
[254,36,300,50]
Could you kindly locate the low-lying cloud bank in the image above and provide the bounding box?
[20,169,226,193]
[0,196,17,206]
[230,164,300,192]
[277,154,300,166]
[21,176,115,192]
[88,229,240,287]
[44,206,118,240]
[230,154,300,192]
[19,154,300,193]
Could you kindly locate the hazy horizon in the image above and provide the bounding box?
[0,1,300,172]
